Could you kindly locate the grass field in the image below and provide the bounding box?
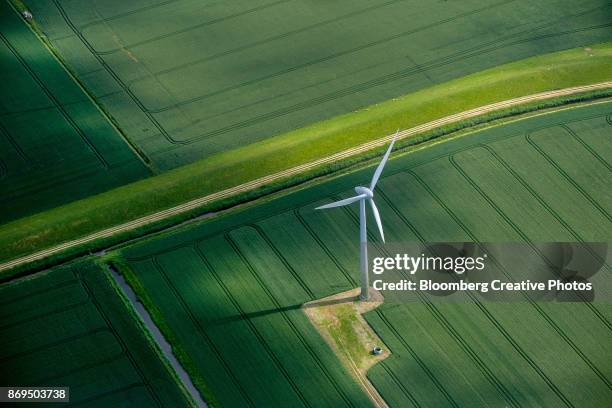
[2,48,611,268]
[2,0,612,265]
[0,1,150,223]
[0,260,193,407]
[24,0,612,170]
[113,101,612,406]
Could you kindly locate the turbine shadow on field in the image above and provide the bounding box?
[206,293,358,327]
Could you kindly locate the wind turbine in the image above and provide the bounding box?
[316,130,399,300]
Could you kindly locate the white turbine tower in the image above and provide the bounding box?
[316,130,399,300]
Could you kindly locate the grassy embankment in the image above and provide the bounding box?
[1,43,611,270]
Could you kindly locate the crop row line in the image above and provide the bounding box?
[559,124,611,171]
[475,143,610,273]
[150,255,255,406]
[33,352,127,389]
[63,0,602,147]
[341,195,518,407]
[449,151,611,331]
[153,23,612,148]
[126,0,405,82]
[194,243,312,408]
[294,209,357,287]
[0,25,108,168]
[374,308,459,407]
[0,156,8,180]
[70,382,146,407]
[147,54,397,157]
[142,13,608,132]
[223,234,357,407]
[77,0,183,30]
[145,0,537,114]
[0,274,78,306]
[405,168,612,390]
[0,120,28,162]
[0,296,89,333]
[376,190,574,406]
[0,155,141,204]
[0,326,110,364]
[525,132,611,222]
[93,0,295,55]
[378,361,421,408]
[51,0,171,155]
[248,225,315,299]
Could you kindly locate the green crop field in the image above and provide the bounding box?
[113,101,612,406]
[0,260,193,407]
[23,0,612,170]
[0,1,150,223]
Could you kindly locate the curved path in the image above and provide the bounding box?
[2,81,611,273]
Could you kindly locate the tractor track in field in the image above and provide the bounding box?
[151,254,256,407]
[369,192,573,407]
[52,0,607,147]
[0,31,109,169]
[339,196,521,408]
[378,361,420,407]
[223,234,357,407]
[197,240,315,408]
[401,168,612,390]
[525,132,612,222]
[1,83,611,274]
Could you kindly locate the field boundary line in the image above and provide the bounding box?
[2,82,611,273]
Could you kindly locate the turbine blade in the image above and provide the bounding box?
[369,199,385,243]
[370,129,399,190]
[315,194,366,210]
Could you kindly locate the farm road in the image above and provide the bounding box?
[1,81,610,273]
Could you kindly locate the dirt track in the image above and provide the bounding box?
[2,81,610,273]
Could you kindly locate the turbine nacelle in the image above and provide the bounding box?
[354,186,373,198]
